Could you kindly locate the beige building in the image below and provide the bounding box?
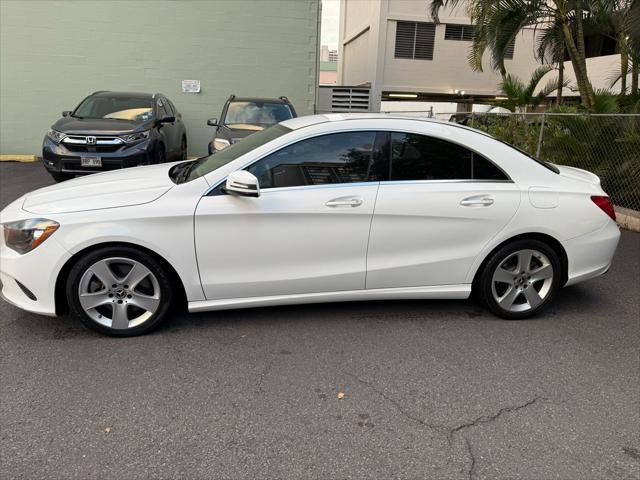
[337,0,541,111]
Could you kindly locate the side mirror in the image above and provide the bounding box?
[157,115,175,124]
[207,118,218,127]
[224,170,260,197]
[62,111,72,117]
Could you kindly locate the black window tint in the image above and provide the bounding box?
[473,155,508,180]
[391,133,470,180]
[247,132,381,189]
[390,133,507,181]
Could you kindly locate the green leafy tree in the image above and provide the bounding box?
[429,0,598,108]
[497,66,566,111]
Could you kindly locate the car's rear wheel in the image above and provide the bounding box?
[66,246,173,336]
[50,172,74,182]
[478,239,561,319]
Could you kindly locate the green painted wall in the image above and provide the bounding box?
[0,0,319,156]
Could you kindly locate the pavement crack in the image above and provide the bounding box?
[255,360,274,394]
[345,372,445,431]
[464,436,477,480]
[449,396,546,437]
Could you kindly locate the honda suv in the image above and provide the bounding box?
[206,95,296,154]
[42,91,187,181]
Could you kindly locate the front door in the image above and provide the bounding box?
[194,130,386,300]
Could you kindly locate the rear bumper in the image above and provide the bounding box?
[564,220,621,286]
[0,237,71,316]
[42,137,155,175]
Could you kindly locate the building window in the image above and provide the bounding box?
[504,38,516,59]
[394,21,436,60]
[444,24,475,41]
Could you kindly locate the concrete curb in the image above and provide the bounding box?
[615,207,640,233]
[0,155,38,162]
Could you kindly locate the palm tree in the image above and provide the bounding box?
[497,66,566,111]
[429,0,597,108]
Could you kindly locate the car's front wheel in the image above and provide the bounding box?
[66,246,173,336]
[477,239,561,319]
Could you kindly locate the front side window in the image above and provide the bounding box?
[224,101,294,130]
[390,132,507,181]
[73,95,154,122]
[247,131,385,189]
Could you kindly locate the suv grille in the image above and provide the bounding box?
[62,135,124,153]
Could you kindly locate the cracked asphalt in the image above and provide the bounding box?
[1,162,639,479]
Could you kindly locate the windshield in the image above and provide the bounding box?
[73,95,154,122]
[170,124,293,184]
[224,101,293,129]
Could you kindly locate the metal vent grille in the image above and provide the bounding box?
[394,21,435,60]
[444,24,475,41]
[330,88,370,112]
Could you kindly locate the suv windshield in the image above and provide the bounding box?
[170,124,293,184]
[73,96,154,122]
[224,101,293,130]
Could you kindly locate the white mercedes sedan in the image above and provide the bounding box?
[0,114,620,336]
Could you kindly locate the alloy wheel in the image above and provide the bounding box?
[77,257,161,330]
[490,249,554,313]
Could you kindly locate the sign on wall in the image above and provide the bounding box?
[181,80,201,93]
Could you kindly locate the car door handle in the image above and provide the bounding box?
[325,196,363,208]
[460,195,494,207]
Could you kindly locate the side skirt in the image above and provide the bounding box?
[188,284,471,313]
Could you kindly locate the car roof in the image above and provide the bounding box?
[280,113,494,139]
[90,91,156,99]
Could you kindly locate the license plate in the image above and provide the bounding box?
[81,156,102,167]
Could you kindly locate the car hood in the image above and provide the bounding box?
[22,164,175,215]
[51,117,153,135]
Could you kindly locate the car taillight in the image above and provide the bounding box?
[591,195,616,221]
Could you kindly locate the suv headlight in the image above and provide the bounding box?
[2,219,60,255]
[47,129,66,144]
[214,138,231,151]
[120,130,150,144]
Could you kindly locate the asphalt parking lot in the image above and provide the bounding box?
[1,161,639,480]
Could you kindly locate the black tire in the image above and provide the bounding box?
[180,137,188,160]
[66,246,174,336]
[155,144,166,164]
[477,239,562,320]
[50,171,74,182]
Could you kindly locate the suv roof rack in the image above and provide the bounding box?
[228,94,236,101]
[279,96,289,102]
[91,90,110,95]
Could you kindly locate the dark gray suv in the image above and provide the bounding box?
[206,95,296,154]
[42,91,187,182]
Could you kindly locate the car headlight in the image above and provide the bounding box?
[2,219,60,255]
[120,130,150,144]
[47,129,66,144]
[213,138,231,151]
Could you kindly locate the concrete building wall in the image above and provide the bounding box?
[0,0,319,156]
[338,0,541,109]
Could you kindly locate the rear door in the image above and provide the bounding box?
[366,131,520,289]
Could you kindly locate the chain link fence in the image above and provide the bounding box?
[428,112,640,211]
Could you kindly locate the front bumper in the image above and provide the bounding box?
[42,137,155,175]
[0,235,71,316]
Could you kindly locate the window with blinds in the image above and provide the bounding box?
[504,38,516,59]
[444,24,475,41]
[394,21,436,60]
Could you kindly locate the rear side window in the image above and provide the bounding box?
[247,131,386,189]
[390,132,507,181]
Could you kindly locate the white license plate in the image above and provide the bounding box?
[81,156,102,167]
